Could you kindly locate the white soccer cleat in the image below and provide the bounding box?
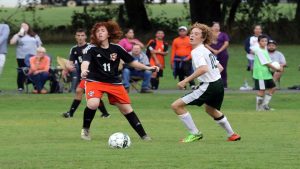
[81,128,91,141]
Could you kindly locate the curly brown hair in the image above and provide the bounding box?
[190,22,213,45]
[90,21,123,46]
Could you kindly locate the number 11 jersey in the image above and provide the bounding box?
[191,44,221,83]
[82,43,134,84]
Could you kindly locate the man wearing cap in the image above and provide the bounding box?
[171,26,195,89]
[267,40,287,89]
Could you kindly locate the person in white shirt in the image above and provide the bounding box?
[171,23,241,143]
[0,23,10,89]
[267,40,287,89]
[247,25,263,70]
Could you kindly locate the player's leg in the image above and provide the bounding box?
[205,105,240,141]
[62,87,84,118]
[150,71,158,90]
[262,79,276,110]
[171,98,203,142]
[107,84,150,140]
[81,97,100,141]
[255,79,266,111]
[115,103,150,140]
[98,99,110,118]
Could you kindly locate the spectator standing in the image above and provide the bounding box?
[0,23,10,91]
[267,40,287,89]
[244,24,263,71]
[206,22,230,88]
[10,22,42,92]
[119,28,144,52]
[122,44,152,93]
[171,26,195,89]
[28,47,50,94]
[146,30,168,90]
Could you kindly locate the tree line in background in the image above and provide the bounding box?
[1,0,300,43]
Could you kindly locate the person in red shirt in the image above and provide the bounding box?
[28,47,50,94]
[171,26,195,89]
[80,21,159,141]
[146,30,168,90]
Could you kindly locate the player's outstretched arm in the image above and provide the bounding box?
[128,60,159,72]
[177,65,208,89]
[266,63,283,72]
[81,61,90,78]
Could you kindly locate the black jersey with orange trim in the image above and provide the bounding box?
[69,43,89,68]
[82,43,134,84]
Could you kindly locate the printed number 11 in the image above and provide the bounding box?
[103,63,111,72]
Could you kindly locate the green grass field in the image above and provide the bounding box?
[0,43,300,168]
[0,92,300,168]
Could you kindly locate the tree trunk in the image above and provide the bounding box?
[189,0,222,25]
[295,0,300,23]
[227,0,241,29]
[124,0,151,30]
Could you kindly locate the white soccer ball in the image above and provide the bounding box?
[270,61,280,71]
[108,132,131,149]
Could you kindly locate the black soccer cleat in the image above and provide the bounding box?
[62,112,72,118]
[100,113,111,118]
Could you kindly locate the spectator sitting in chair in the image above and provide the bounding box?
[28,47,50,94]
[122,44,152,93]
[267,40,287,89]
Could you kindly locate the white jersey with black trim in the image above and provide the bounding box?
[191,44,221,83]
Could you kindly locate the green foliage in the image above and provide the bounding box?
[71,5,119,31]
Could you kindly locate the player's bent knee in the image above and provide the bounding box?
[87,99,100,110]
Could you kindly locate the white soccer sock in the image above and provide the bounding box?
[256,96,264,110]
[263,94,272,106]
[215,116,234,137]
[178,112,199,135]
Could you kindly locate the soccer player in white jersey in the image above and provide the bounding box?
[171,23,241,142]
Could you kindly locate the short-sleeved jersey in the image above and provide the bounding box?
[83,43,135,84]
[146,39,168,68]
[191,44,221,82]
[251,46,273,80]
[69,43,89,68]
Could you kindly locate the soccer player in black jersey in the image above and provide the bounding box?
[80,21,159,141]
[62,29,110,118]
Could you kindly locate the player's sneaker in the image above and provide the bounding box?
[100,113,111,118]
[227,133,241,141]
[263,105,275,111]
[62,112,72,118]
[141,135,152,141]
[81,128,91,141]
[181,132,203,143]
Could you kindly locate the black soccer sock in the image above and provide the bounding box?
[69,99,81,116]
[150,78,156,89]
[156,78,160,89]
[124,111,147,138]
[151,78,159,90]
[82,107,96,129]
[98,100,109,115]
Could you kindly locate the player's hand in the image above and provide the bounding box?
[149,66,159,72]
[177,80,187,90]
[81,70,89,79]
[277,66,283,72]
